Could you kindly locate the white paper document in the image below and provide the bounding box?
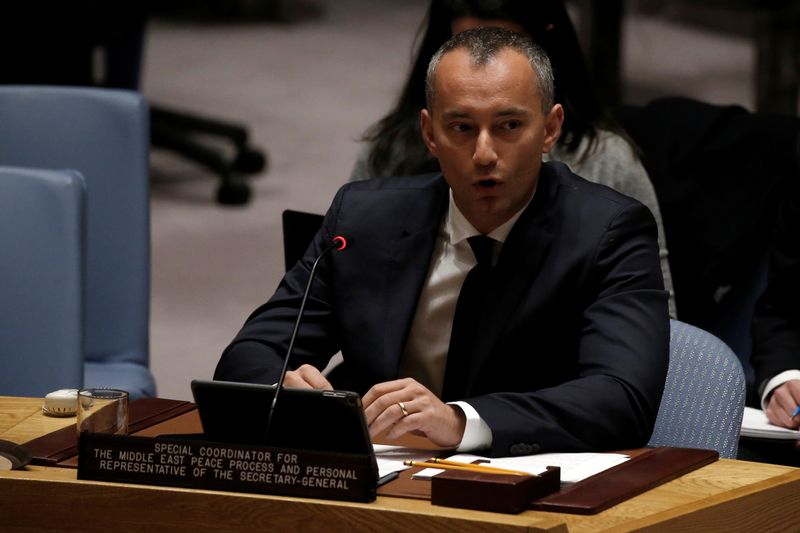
[741,406,800,440]
[373,444,440,479]
[410,452,629,484]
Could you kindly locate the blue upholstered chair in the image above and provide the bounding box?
[648,320,746,458]
[0,86,156,399]
[0,167,85,397]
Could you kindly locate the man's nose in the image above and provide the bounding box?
[473,130,498,167]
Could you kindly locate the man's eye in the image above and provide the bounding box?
[503,120,521,130]
[451,123,471,133]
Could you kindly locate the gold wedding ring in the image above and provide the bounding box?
[398,401,409,417]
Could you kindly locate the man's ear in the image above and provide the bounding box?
[420,108,438,157]
[542,103,564,154]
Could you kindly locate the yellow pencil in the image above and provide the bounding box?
[431,458,533,476]
[403,459,530,476]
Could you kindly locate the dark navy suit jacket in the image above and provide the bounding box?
[215,162,670,456]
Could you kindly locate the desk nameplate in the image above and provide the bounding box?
[78,433,378,502]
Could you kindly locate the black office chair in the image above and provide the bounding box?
[281,210,325,271]
[2,4,271,206]
[151,105,267,205]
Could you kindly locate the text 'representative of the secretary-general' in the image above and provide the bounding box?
[77,433,377,502]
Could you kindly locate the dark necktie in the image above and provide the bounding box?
[442,235,495,402]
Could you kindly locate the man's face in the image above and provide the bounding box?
[421,48,563,234]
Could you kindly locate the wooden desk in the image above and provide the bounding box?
[2,396,799,532]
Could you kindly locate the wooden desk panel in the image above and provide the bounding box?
[2,459,798,532]
[0,466,566,533]
[547,461,799,532]
[2,397,799,532]
[0,396,76,443]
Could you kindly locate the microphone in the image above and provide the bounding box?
[264,234,349,443]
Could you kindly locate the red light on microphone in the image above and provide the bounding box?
[332,235,348,251]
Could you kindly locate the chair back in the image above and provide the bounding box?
[0,86,155,398]
[0,167,85,396]
[282,210,324,272]
[648,320,746,458]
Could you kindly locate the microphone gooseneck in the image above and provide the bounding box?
[264,235,349,443]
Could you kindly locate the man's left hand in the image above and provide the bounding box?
[362,378,466,447]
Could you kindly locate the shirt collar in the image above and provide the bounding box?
[445,188,535,246]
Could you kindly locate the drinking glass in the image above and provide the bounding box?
[77,388,129,435]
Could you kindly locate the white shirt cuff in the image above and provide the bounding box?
[449,401,492,452]
[761,370,800,410]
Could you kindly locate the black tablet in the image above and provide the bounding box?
[191,380,374,456]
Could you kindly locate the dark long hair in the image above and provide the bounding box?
[362,0,611,178]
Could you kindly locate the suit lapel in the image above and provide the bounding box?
[465,169,557,392]
[380,178,449,380]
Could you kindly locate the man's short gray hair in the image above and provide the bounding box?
[425,27,555,113]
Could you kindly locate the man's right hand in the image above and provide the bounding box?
[362,377,466,447]
[765,379,800,429]
[283,364,333,390]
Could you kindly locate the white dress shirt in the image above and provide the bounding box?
[761,370,800,410]
[398,189,534,451]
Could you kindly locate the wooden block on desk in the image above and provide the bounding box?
[431,466,560,514]
[531,447,719,515]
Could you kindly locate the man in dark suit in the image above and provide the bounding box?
[215,28,669,457]
[738,152,800,467]
[753,170,800,431]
